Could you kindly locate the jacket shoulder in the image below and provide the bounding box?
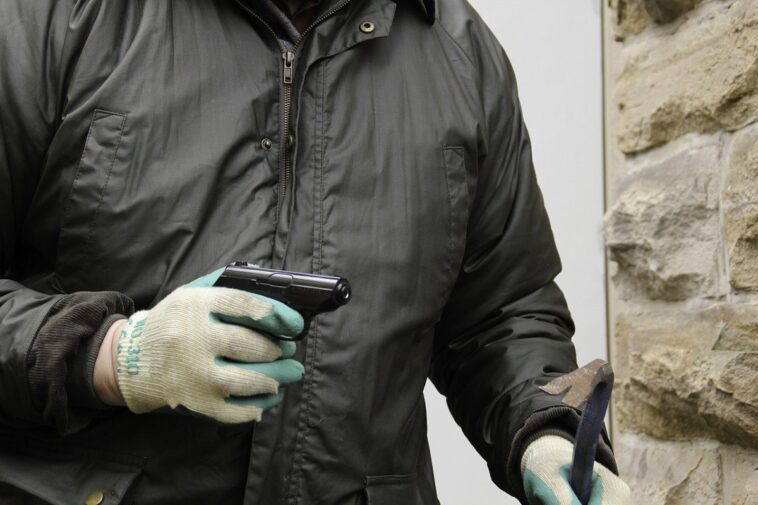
[0,0,79,22]
[0,0,98,59]
[434,0,510,76]
[431,1,522,158]
[0,0,118,41]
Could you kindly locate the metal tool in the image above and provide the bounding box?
[539,359,615,505]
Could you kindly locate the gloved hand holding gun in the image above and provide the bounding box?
[94,264,350,423]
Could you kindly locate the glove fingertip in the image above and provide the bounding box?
[227,359,305,385]
[280,340,297,358]
[276,358,305,385]
[225,391,284,411]
[256,297,304,337]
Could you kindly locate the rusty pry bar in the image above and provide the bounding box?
[539,359,615,505]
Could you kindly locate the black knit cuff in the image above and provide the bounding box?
[506,406,617,504]
[28,291,134,434]
[67,313,130,410]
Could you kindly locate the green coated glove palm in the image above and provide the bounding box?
[116,268,304,423]
[521,436,631,505]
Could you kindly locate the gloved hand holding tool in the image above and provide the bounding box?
[95,268,305,423]
[521,360,631,504]
[521,435,630,505]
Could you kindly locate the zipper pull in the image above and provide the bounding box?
[282,51,294,84]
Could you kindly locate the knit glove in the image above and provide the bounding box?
[115,269,304,423]
[521,435,631,505]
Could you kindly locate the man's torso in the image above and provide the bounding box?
[3,1,487,503]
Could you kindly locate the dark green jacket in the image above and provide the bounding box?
[0,0,615,503]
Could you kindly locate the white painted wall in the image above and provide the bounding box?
[423,1,606,503]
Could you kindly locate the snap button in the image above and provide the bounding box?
[359,21,375,34]
[287,134,295,148]
[261,138,273,150]
[85,490,104,505]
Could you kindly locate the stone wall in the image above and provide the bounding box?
[603,0,758,503]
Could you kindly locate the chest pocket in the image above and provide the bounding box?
[440,145,469,297]
[55,109,128,293]
[361,474,420,505]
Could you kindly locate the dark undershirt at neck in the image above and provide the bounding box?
[274,0,321,34]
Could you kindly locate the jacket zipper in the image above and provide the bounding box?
[232,2,356,502]
[234,0,353,227]
[280,49,295,220]
[277,0,353,225]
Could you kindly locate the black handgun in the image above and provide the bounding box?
[213,261,351,340]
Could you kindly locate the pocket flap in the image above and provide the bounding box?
[364,473,418,504]
[0,441,143,505]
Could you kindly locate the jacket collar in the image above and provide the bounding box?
[245,0,436,25]
[410,0,436,24]
[297,0,433,61]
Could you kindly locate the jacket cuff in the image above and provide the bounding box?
[506,405,618,504]
[28,291,134,434]
[66,313,129,410]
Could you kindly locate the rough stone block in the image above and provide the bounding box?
[611,0,705,38]
[724,124,758,292]
[604,137,723,301]
[616,434,758,505]
[614,305,758,449]
[645,0,704,23]
[616,435,721,504]
[731,450,758,505]
[713,304,758,352]
[611,0,658,37]
[615,0,758,153]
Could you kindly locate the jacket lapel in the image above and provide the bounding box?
[414,0,436,24]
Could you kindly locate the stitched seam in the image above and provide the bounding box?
[87,108,125,117]
[285,322,317,505]
[290,60,325,505]
[85,113,127,256]
[53,110,99,278]
[52,1,78,129]
[440,146,463,309]
[432,20,490,122]
[55,109,128,279]
[59,112,97,235]
[288,60,328,505]
[432,22,476,70]
[312,61,326,275]
[301,321,320,505]
[317,61,327,276]
[365,472,418,484]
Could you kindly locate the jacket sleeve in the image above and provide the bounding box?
[0,0,134,434]
[429,21,616,502]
